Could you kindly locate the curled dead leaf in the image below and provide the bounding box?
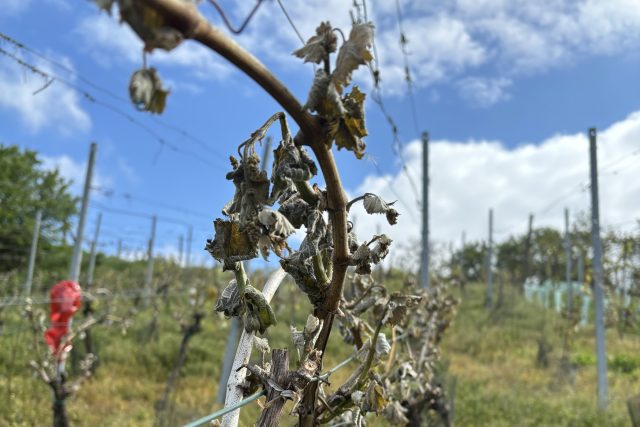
[129,68,169,114]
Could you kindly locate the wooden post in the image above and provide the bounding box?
[256,349,290,427]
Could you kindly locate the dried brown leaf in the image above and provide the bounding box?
[206,219,257,263]
[333,86,367,159]
[332,22,374,90]
[292,21,337,64]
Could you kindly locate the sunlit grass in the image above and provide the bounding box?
[1,271,638,426]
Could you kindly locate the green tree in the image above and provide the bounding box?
[0,145,77,272]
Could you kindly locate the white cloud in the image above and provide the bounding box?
[229,0,640,101]
[69,0,640,108]
[457,77,512,107]
[229,1,487,94]
[350,111,640,268]
[75,12,231,80]
[40,153,112,197]
[375,14,487,94]
[0,54,91,135]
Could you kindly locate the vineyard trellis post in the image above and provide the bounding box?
[486,208,494,308]
[144,215,157,306]
[117,238,122,259]
[24,208,42,296]
[69,142,97,283]
[83,211,102,368]
[421,131,430,289]
[178,234,184,266]
[185,226,192,268]
[523,213,534,282]
[578,250,585,286]
[588,127,609,410]
[216,317,241,404]
[565,207,573,314]
[86,212,102,289]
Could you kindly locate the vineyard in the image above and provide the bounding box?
[2,0,640,426]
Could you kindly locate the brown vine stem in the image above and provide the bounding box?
[134,1,350,424]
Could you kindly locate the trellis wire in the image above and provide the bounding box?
[181,390,266,427]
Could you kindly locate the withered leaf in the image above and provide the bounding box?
[332,22,374,90]
[292,21,337,64]
[364,381,388,414]
[351,234,392,274]
[304,69,345,118]
[244,285,277,334]
[280,254,325,306]
[362,193,399,225]
[258,209,296,237]
[278,193,315,228]
[206,219,257,263]
[215,279,244,318]
[385,293,423,326]
[370,234,392,264]
[333,86,367,159]
[273,139,318,183]
[129,68,169,114]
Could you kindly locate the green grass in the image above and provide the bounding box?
[0,271,355,427]
[1,271,638,426]
[442,283,640,426]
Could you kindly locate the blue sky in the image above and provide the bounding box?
[1,0,639,267]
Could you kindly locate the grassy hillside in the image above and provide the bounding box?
[443,283,640,426]
[1,268,638,426]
